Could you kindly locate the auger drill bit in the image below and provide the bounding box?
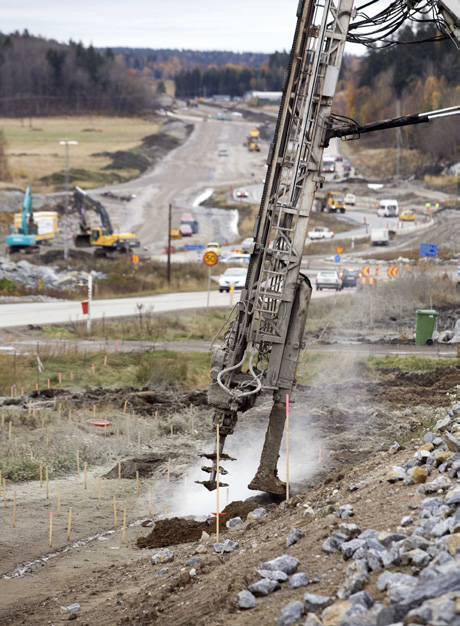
[195,432,235,491]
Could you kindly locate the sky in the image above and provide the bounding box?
[1,0,304,53]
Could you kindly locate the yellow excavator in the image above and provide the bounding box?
[73,186,140,257]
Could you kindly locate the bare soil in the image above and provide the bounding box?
[0,365,458,625]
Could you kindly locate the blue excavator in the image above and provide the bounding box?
[6,187,39,254]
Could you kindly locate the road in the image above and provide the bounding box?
[4,336,457,359]
[88,110,268,254]
[0,284,347,330]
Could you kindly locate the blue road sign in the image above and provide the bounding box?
[419,243,438,258]
[334,254,341,263]
[184,244,205,251]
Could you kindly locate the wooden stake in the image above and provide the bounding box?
[67,507,72,541]
[3,478,6,507]
[68,408,72,423]
[57,484,61,517]
[13,491,16,527]
[8,421,12,441]
[113,496,118,530]
[136,470,139,497]
[93,405,96,418]
[148,485,152,517]
[104,423,107,438]
[122,509,127,544]
[28,400,32,416]
[76,450,80,473]
[155,410,158,423]
[84,462,87,489]
[46,466,49,499]
[53,396,57,409]
[286,394,290,501]
[167,458,171,484]
[118,458,121,480]
[49,512,53,547]
[39,461,43,488]
[104,354,107,366]
[123,399,127,413]
[1,414,4,427]
[216,423,220,544]
[98,476,101,507]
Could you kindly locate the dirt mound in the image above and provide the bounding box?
[381,366,460,389]
[137,500,261,549]
[104,455,165,479]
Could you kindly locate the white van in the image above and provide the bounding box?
[377,199,399,217]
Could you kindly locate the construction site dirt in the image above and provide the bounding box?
[0,361,459,625]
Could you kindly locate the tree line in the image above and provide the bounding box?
[336,23,460,162]
[174,51,289,98]
[0,31,155,117]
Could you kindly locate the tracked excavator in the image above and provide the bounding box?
[199,0,460,495]
[73,186,140,257]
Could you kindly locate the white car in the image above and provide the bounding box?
[241,237,255,252]
[180,223,193,237]
[308,226,334,240]
[344,193,356,206]
[315,270,342,291]
[218,267,248,293]
[221,253,250,265]
[235,190,249,198]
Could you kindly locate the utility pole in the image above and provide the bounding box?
[167,204,172,285]
[59,140,78,259]
[395,99,402,178]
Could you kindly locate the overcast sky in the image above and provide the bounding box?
[2,0,305,52]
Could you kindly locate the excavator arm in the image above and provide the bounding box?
[73,186,114,246]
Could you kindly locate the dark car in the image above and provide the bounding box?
[339,268,361,288]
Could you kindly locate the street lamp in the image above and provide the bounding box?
[59,140,78,259]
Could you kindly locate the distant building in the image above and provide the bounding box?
[244,91,282,105]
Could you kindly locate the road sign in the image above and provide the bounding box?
[184,244,205,251]
[458,264,460,276]
[387,265,399,279]
[334,254,341,263]
[419,243,438,258]
[362,266,370,277]
[203,251,218,266]
[336,246,344,254]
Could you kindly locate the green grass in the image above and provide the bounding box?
[369,355,458,372]
[0,349,212,396]
[42,308,231,343]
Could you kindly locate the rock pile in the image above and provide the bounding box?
[237,399,460,626]
[0,256,105,291]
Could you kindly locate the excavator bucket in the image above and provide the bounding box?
[74,234,91,248]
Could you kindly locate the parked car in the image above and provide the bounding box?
[315,270,342,291]
[180,223,193,237]
[344,193,356,206]
[236,189,249,198]
[400,209,415,222]
[205,242,221,256]
[339,268,361,288]
[308,226,334,240]
[241,237,255,252]
[221,253,250,265]
[218,267,248,292]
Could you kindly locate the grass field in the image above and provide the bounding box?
[0,116,159,192]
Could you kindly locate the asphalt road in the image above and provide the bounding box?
[0,284,347,329]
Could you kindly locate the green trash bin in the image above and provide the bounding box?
[415,309,438,346]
